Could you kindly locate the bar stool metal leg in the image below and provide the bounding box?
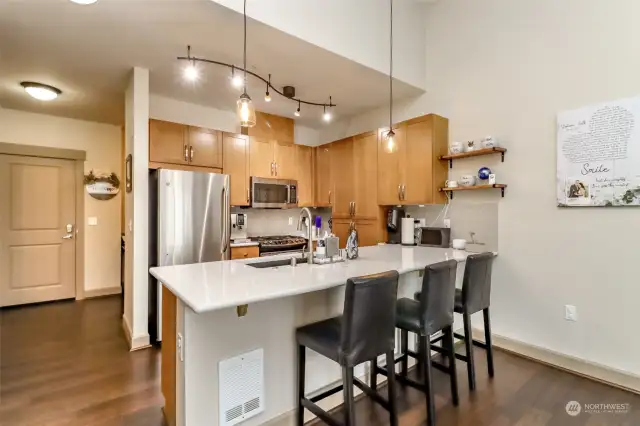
[400,329,408,377]
[463,312,476,391]
[297,344,306,426]
[418,335,434,426]
[370,358,378,391]
[445,326,459,406]
[386,350,398,426]
[342,367,356,425]
[484,308,495,378]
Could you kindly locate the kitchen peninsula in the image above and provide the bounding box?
[150,245,489,426]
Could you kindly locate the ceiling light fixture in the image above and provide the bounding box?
[294,101,301,117]
[183,46,199,82]
[323,99,332,122]
[265,74,272,102]
[70,0,98,4]
[236,0,256,127]
[20,82,62,101]
[231,66,243,88]
[384,0,397,154]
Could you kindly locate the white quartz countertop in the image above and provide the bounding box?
[150,246,491,314]
[230,241,259,248]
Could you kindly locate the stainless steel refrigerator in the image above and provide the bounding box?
[148,169,230,342]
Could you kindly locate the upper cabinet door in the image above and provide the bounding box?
[353,132,378,220]
[273,141,297,179]
[330,138,355,219]
[249,137,275,179]
[149,119,188,165]
[401,115,448,204]
[249,112,294,144]
[223,133,250,206]
[296,145,314,207]
[314,145,332,207]
[188,127,222,168]
[377,125,405,205]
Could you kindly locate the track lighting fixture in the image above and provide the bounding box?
[265,74,272,102]
[235,0,256,127]
[294,101,301,117]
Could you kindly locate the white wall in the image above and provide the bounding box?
[0,108,122,294]
[325,0,640,376]
[150,94,322,146]
[211,0,426,90]
[124,67,150,348]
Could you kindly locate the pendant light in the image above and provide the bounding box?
[236,0,256,127]
[384,0,397,153]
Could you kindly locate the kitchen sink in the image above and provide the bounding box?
[247,257,309,269]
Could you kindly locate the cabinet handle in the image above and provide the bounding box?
[353,201,356,216]
[247,188,250,203]
[271,162,274,176]
[402,184,406,200]
[190,146,194,161]
[184,145,189,162]
[275,162,278,176]
[243,253,248,257]
[328,190,332,204]
[398,184,402,200]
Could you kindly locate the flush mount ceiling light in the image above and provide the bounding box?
[178,3,336,123]
[20,82,62,101]
[69,0,98,4]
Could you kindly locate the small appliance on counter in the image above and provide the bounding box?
[231,213,248,241]
[419,226,451,248]
[401,217,416,246]
[386,207,405,244]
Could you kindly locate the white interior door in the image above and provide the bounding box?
[0,154,77,307]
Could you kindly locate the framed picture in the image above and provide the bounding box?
[125,154,133,193]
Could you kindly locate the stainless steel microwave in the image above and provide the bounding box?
[251,177,297,209]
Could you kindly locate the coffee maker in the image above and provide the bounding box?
[386,207,405,244]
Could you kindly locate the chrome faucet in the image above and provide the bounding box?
[297,207,314,264]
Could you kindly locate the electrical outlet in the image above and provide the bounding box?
[444,218,451,228]
[565,305,578,322]
[87,217,98,226]
[288,217,293,225]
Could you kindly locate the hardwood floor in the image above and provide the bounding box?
[2,296,639,426]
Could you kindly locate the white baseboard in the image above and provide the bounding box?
[121,314,151,351]
[470,328,640,395]
[85,286,122,298]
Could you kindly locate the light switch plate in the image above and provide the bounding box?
[88,217,98,226]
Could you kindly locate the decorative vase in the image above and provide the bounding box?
[478,167,491,181]
[346,228,359,260]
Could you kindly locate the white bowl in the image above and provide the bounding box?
[460,175,476,187]
[452,239,467,250]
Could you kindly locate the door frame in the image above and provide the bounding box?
[0,142,86,301]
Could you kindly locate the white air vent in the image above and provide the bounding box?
[219,348,265,426]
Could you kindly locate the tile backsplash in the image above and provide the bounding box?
[231,207,333,238]
[405,201,499,252]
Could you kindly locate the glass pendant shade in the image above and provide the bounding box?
[237,93,256,127]
[384,129,398,153]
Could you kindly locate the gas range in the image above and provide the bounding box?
[252,235,308,256]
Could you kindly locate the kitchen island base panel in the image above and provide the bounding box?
[167,271,467,426]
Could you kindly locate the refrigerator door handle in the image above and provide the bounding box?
[221,185,229,255]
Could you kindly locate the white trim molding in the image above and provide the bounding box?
[85,286,122,299]
[471,328,640,395]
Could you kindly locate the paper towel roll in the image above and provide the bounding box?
[401,218,415,245]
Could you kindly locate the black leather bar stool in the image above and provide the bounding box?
[296,271,399,426]
[452,252,496,390]
[374,260,459,426]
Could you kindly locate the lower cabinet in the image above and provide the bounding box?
[332,219,382,249]
[231,246,259,260]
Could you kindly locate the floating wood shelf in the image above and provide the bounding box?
[439,184,507,198]
[439,147,507,168]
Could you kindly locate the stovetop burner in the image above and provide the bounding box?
[254,235,307,247]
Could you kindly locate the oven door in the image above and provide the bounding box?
[251,177,297,208]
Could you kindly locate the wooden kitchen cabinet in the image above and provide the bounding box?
[332,219,381,249]
[149,119,187,165]
[377,114,448,205]
[231,246,259,259]
[352,131,379,220]
[248,111,294,144]
[273,141,296,179]
[249,137,274,178]
[223,133,250,206]
[187,127,222,168]
[314,145,332,207]
[249,138,297,180]
[330,138,355,219]
[296,145,314,207]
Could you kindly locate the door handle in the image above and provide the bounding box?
[62,234,73,240]
[190,146,194,161]
[184,145,189,162]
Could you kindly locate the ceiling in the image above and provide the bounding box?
[0,0,424,128]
